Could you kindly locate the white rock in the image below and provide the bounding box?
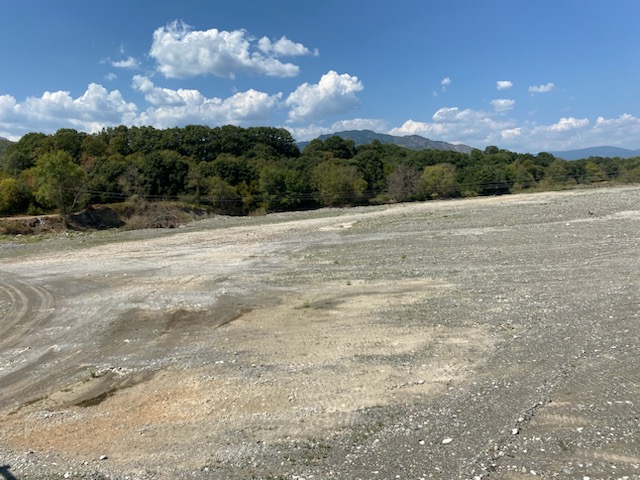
[442,437,453,444]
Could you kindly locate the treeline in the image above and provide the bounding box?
[1,125,640,217]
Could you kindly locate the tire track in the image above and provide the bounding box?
[0,273,55,350]
[0,278,30,336]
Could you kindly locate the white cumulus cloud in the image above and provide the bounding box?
[330,118,387,133]
[590,113,640,146]
[501,128,521,139]
[548,117,589,132]
[496,80,513,90]
[389,106,517,147]
[111,56,140,69]
[491,98,515,113]
[132,75,203,107]
[258,36,317,57]
[286,70,364,122]
[390,119,447,138]
[0,84,137,136]
[132,76,281,129]
[149,21,312,79]
[528,82,555,94]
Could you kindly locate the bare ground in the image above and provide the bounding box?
[1,186,639,479]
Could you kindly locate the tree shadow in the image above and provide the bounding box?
[0,465,19,480]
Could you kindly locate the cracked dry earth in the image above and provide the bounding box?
[1,186,639,480]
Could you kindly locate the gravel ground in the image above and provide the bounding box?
[0,186,639,480]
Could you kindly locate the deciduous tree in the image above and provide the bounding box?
[421,163,458,198]
[31,151,87,216]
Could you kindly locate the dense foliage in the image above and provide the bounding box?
[1,125,640,217]
[0,137,12,158]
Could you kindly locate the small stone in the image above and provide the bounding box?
[99,454,108,460]
[419,440,425,445]
[512,428,519,435]
[442,437,453,444]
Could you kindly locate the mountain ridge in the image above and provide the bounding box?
[297,130,473,153]
[550,146,640,160]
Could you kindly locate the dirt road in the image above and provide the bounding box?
[1,187,639,479]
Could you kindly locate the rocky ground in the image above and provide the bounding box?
[0,186,639,480]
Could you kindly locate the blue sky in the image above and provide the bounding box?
[2,0,640,153]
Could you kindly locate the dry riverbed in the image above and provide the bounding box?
[1,186,639,479]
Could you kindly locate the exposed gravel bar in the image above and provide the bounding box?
[1,186,639,479]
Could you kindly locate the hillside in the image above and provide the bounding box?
[550,145,640,160]
[297,129,473,153]
[0,136,13,157]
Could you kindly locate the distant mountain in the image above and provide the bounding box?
[550,146,640,161]
[297,130,473,154]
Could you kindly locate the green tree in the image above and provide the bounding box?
[81,134,108,156]
[207,177,243,215]
[0,176,32,215]
[461,164,511,196]
[536,152,556,167]
[581,161,606,183]
[139,150,190,198]
[1,132,48,174]
[117,163,145,198]
[421,163,458,198]
[185,160,210,203]
[211,153,254,185]
[322,136,356,159]
[31,151,87,216]
[544,159,570,185]
[258,164,306,211]
[105,125,131,156]
[88,154,129,202]
[50,128,84,158]
[179,125,216,160]
[128,126,162,154]
[509,159,539,191]
[312,161,366,207]
[247,127,300,158]
[619,157,640,183]
[353,149,385,195]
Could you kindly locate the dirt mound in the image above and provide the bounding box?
[69,205,126,229]
[0,214,67,235]
[0,202,211,235]
[113,200,209,229]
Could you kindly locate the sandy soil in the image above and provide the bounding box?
[1,186,639,479]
